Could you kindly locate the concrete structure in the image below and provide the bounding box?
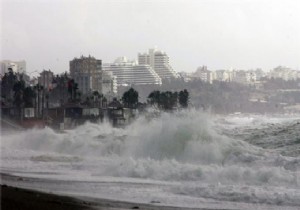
[253,68,266,80]
[38,70,54,91]
[231,70,256,85]
[69,55,102,94]
[268,66,300,81]
[102,70,117,96]
[178,71,192,82]
[103,56,162,86]
[215,70,232,82]
[192,66,214,83]
[0,60,26,76]
[138,47,179,79]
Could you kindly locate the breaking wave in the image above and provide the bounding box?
[1,110,300,207]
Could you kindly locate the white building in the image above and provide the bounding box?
[103,56,162,86]
[267,66,300,81]
[0,60,26,76]
[192,66,214,83]
[214,70,233,82]
[232,70,257,85]
[138,47,179,79]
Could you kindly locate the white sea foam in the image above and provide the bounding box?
[1,110,300,208]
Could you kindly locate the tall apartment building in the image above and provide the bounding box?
[103,56,162,86]
[0,60,26,76]
[138,47,179,79]
[69,55,102,95]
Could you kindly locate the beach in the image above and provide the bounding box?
[1,184,93,210]
[1,184,192,210]
[1,174,210,210]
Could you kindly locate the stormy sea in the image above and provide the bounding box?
[1,110,300,210]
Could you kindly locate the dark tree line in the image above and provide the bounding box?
[121,88,189,110]
[148,89,189,110]
[1,69,36,108]
[1,70,84,119]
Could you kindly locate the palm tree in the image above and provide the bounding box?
[1,68,17,104]
[13,80,25,119]
[34,84,44,118]
[148,90,178,110]
[92,91,103,107]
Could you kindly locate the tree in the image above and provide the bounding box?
[33,84,44,118]
[92,91,103,107]
[148,90,178,110]
[12,80,26,119]
[23,86,36,107]
[160,91,178,110]
[67,79,79,101]
[13,80,25,108]
[122,88,139,108]
[49,73,69,105]
[148,90,161,108]
[179,89,189,108]
[1,68,17,103]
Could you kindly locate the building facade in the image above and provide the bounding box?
[69,55,102,95]
[138,47,179,79]
[103,56,162,86]
[192,66,214,83]
[268,66,300,81]
[0,60,26,76]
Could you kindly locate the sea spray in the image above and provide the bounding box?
[1,110,259,163]
[1,110,300,207]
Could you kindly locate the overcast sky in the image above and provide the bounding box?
[1,0,300,74]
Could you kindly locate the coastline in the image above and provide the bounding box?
[1,184,92,210]
[0,184,221,210]
[0,168,233,210]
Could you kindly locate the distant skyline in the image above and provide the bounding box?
[1,0,300,74]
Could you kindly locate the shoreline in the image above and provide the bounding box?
[0,184,93,210]
[0,171,230,210]
[1,184,174,210]
[0,184,221,210]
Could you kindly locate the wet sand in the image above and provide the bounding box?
[1,184,217,210]
[0,173,227,210]
[1,184,93,210]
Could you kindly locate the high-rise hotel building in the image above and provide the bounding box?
[103,57,162,86]
[69,55,102,94]
[138,47,179,79]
